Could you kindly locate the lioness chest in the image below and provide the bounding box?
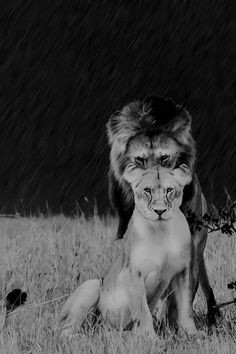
[129,214,191,294]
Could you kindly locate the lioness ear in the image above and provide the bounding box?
[172,164,192,187]
[123,163,138,183]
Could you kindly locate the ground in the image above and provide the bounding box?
[0,214,236,354]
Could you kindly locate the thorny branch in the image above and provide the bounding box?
[185,201,236,237]
[186,201,236,297]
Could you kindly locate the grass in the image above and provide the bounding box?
[0,214,236,353]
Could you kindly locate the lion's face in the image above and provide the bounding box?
[107,96,196,183]
[124,134,183,173]
[126,165,192,222]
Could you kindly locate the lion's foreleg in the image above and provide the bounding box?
[197,251,220,326]
[194,227,220,326]
[174,267,197,335]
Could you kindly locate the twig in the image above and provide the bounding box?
[212,298,236,310]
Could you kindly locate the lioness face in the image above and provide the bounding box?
[126,165,192,222]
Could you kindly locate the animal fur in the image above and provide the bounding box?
[107,95,196,238]
[59,166,197,336]
[106,95,220,326]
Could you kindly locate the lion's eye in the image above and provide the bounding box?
[167,187,174,193]
[134,157,145,166]
[161,155,170,164]
[144,187,151,194]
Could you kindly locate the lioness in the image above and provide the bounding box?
[59,165,197,336]
[107,95,219,326]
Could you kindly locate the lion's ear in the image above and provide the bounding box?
[106,110,121,146]
[168,107,192,146]
[172,164,192,187]
[106,101,143,149]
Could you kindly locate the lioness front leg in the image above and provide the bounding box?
[128,274,155,336]
[133,297,155,337]
[147,278,169,314]
[174,267,197,336]
[59,279,100,336]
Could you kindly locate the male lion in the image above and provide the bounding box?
[106,95,219,326]
[59,165,197,336]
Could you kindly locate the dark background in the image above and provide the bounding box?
[0,1,235,216]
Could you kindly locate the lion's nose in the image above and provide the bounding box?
[154,209,167,216]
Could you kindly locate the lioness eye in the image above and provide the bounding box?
[167,187,174,193]
[144,187,151,194]
[134,157,145,166]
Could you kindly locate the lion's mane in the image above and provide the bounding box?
[106,95,196,239]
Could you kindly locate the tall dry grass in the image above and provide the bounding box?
[0,214,236,353]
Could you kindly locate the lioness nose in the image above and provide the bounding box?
[154,209,167,216]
